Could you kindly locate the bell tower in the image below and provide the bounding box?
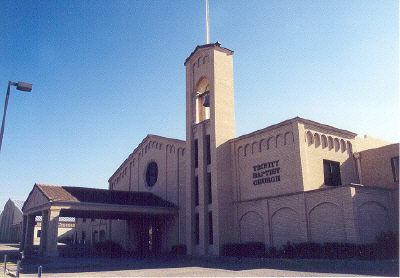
[184,42,235,255]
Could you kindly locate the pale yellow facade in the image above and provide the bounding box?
[103,43,398,256]
[107,135,186,252]
[24,42,396,257]
[73,218,108,245]
[33,217,75,245]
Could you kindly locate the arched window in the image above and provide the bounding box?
[334,138,340,152]
[197,56,202,67]
[328,136,334,150]
[347,141,353,154]
[244,144,251,156]
[276,134,284,147]
[252,142,258,153]
[306,131,313,146]
[321,135,328,149]
[314,133,321,148]
[340,139,346,153]
[260,139,267,151]
[267,136,275,149]
[284,132,294,145]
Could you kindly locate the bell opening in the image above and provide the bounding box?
[203,94,210,107]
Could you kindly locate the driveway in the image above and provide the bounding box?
[1,244,398,277]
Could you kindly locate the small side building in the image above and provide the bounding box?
[0,199,24,243]
[34,216,76,245]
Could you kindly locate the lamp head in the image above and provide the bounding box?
[16,82,32,92]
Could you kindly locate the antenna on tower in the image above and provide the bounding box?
[206,0,210,44]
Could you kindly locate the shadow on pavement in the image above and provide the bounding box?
[20,254,400,276]
[1,244,398,277]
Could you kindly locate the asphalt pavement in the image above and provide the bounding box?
[0,244,398,277]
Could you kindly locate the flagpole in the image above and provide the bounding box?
[206,0,210,44]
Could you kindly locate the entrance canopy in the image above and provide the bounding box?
[21,183,178,256]
[23,183,178,219]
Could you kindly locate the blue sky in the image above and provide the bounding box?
[0,1,398,210]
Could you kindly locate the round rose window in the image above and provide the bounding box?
[146,162,158,187]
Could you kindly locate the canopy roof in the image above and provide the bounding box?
[23,184,177,219]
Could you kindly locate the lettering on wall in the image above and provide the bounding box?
[252,160,280,185]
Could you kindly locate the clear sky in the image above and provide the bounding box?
[0,1,398,210]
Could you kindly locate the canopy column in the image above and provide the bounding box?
[22,214,36,255]
[19,215,27,252]
[43,209,60,257]
[39,210,48,255]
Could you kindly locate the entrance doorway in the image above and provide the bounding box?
[136,216,162,254]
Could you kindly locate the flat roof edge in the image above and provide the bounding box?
[184,42,234,66]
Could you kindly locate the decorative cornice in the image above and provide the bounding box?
[184,42,234,66]
[230,117,357,143]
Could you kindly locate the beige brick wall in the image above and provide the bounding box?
[108,135,186,252]
[352,186,398,243]
[302,122,357,191]
[354,135,393,152]
[233,122,301,201]
[185,44,236,256]
[236,185,397,248]
[358,143,399,188]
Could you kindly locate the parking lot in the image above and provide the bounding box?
[1,244,398,277]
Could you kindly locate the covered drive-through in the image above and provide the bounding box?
[21,183,178,257]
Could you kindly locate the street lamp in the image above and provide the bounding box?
[0,81,33,155]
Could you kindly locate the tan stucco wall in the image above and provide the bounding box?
[108,135,186,252]
[236,185,396,248]
[233,122,301,201]
[109,135,185,205]
[34,220,75,245]
[354,135,393,152]
[352,186,398,244]
[185,44,236,256]
[231,118,397,248]
[301,122,357,191]
[73,218,108,245]
[102,43,399,255]
[359,143,399,188]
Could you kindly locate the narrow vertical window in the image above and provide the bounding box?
[194,139,199,168]
[208,212,213,245]
[195,176,199,206]
[206,134,211,165]
[195,213,200,245]
[207,173,212,204]
[323,160,341,186]
[391,156,399,182]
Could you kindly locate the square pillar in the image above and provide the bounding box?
[39,210,49,255]
[19,215,27,251]
[23,214,36,255]
[43,209,60,257]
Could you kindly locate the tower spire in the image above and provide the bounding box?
[206,0,210,44]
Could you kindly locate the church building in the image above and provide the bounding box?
[105,42,398,256]
[21,42,398,257]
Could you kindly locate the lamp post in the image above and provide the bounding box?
[0,81,33,155]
